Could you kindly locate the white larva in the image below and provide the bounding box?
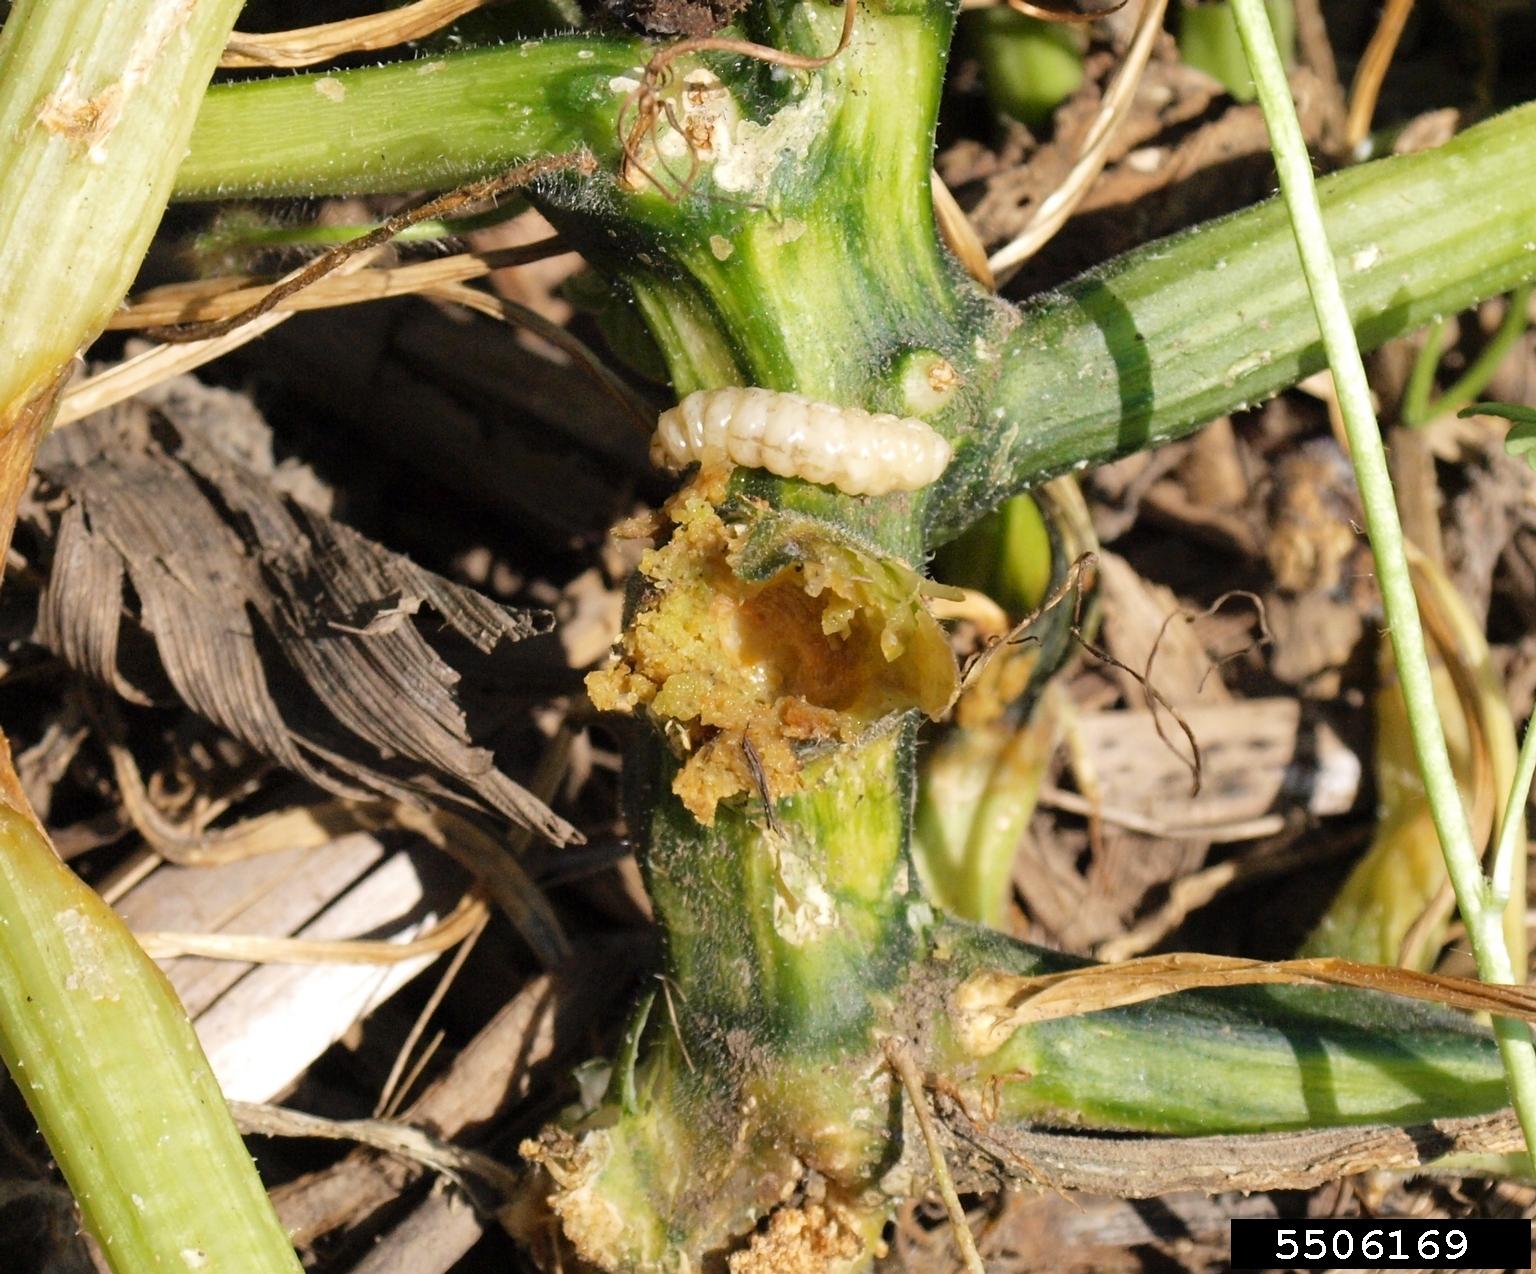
[650,388,953,497]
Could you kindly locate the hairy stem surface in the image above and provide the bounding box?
[954,102,1536,539]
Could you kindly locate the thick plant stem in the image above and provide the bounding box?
[931,922,1508,1136]
[0,747,301,1271]
[957,102,1536,539]
[177,37,644,197]
[1231,0,1536,1172]
[525,730,928,1270]
[0,0,245,412]
[171,53,1536,547]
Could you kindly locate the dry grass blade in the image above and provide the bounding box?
[59,308,292,426]
[886,1039,986,1274]
[60,249,382,425]
[931,171,995,290]
[135,890,490,963]
[1410,547,1520,917]
[108,240,569,330]
[390,802,571,967]
[111,787,366,869]
[1345,0,1414,151]
[230,1100,521,1203]
[145,154,593,344]
[378,729,572,1115]
[988,0,1170,280]
[956,954,1536,1049]
[222,0,492,68]
[377,918,485,1117]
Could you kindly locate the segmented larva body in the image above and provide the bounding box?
[651,388,953,497]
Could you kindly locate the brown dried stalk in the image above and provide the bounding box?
[222,0,494,69]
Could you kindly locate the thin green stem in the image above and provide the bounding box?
[1405,284,1534,427]
[1232,0,1536,1171]
[1492,712,1536,911]
[1401,316,1447,425]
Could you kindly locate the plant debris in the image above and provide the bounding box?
[22,382,575,843]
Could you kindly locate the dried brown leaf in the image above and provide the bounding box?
[956,953,1536,1052]
[25,388,577,844]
